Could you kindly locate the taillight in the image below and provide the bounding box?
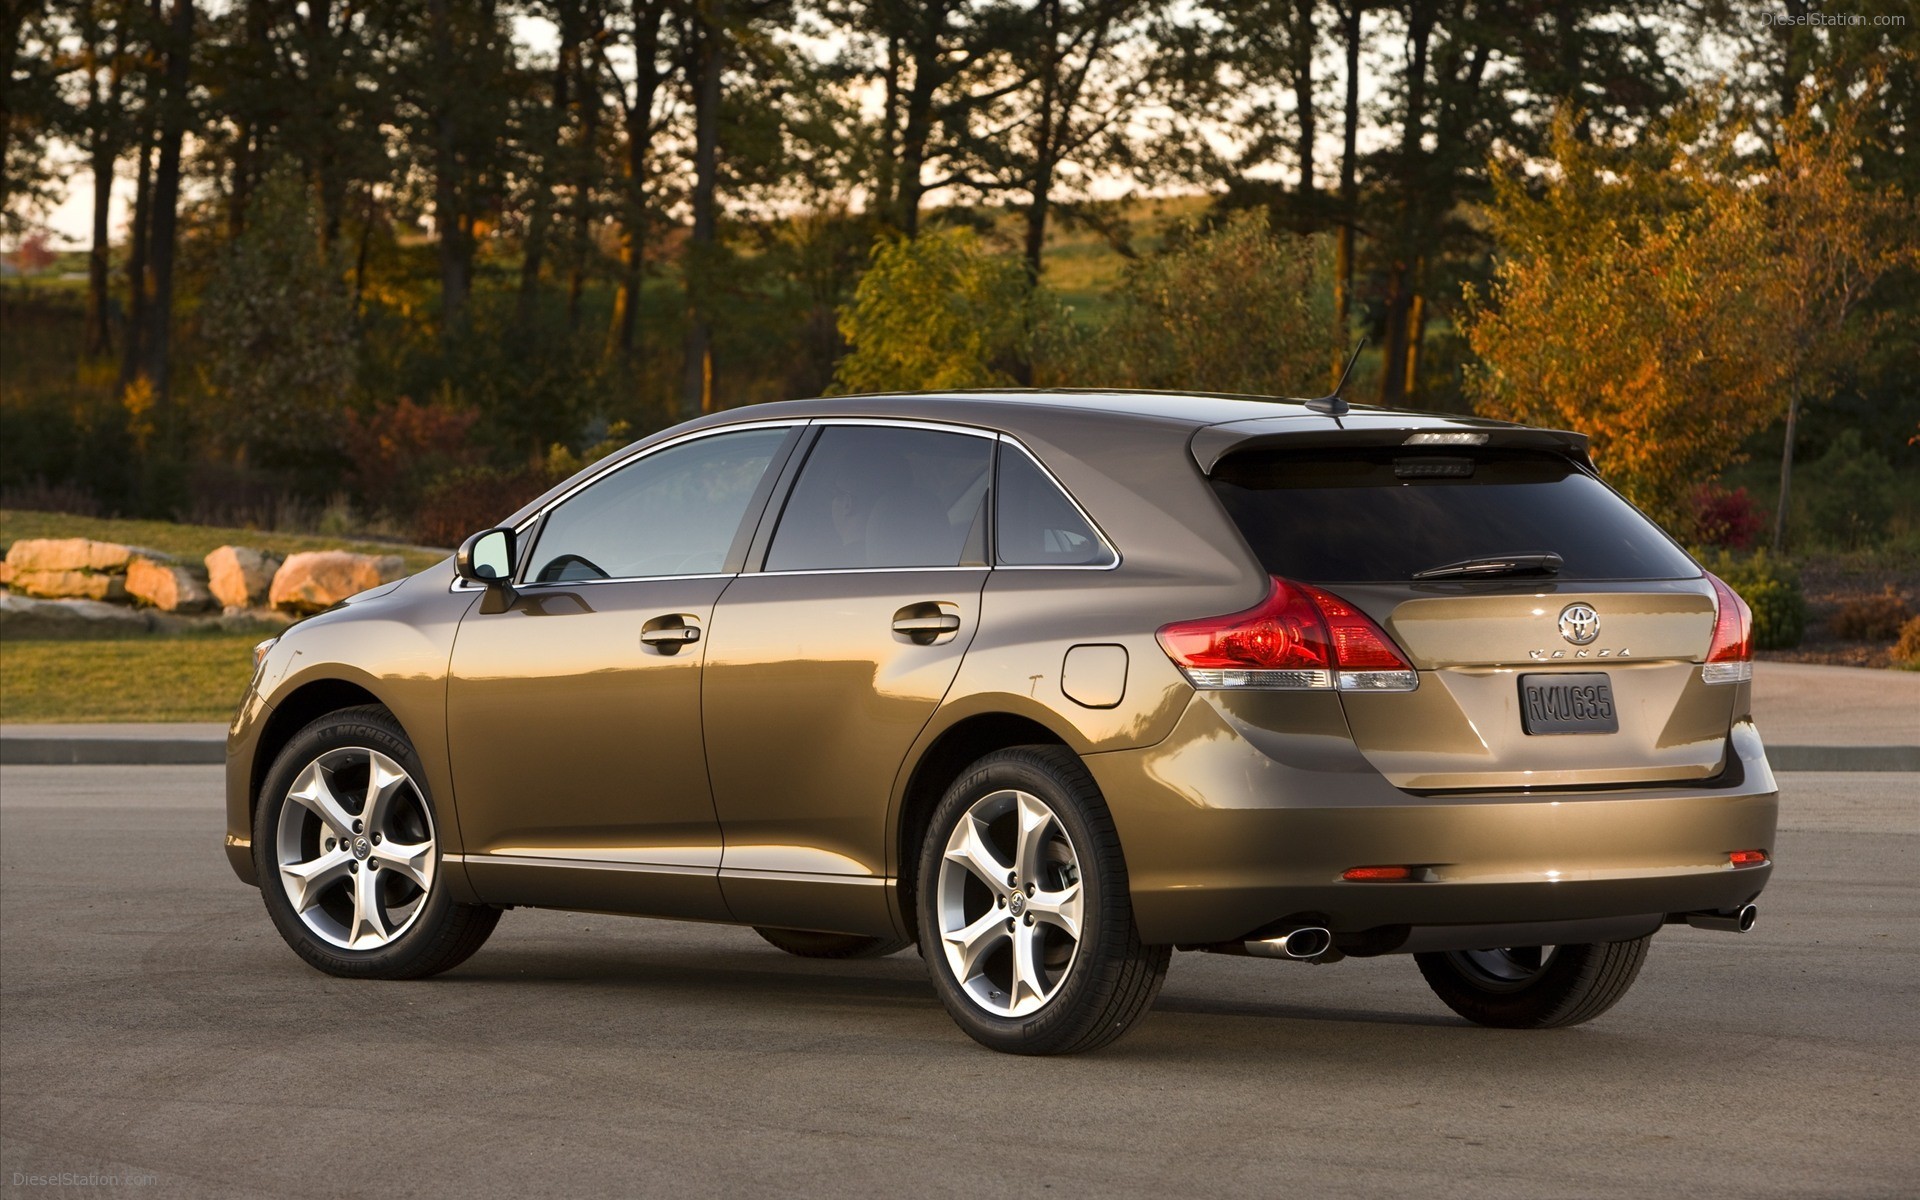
[1157,577,1417,692]
[1702,572,1752,685]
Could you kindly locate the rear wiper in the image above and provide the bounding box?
[1412,552,1564,580]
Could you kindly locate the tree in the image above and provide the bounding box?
[1463,108,1785,528]
[119,0,195,427]
[1076,210,1336,396]
[832,227,1035,392]
[1761,82,1918,552]
[197,172,358,472]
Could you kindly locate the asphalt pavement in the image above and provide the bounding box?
[1,763,1915,1198]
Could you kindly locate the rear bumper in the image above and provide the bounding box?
[1086,692,1778,946]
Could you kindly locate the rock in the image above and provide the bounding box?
[3,537,142,573]
[10,569,127,602]
[205,546,282,610]
[0,591,153,635]
[127,555,214,612]
[269,551,407,614]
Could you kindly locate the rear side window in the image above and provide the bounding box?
[766,426,992,570]
[996,446,1114,567]
[1210,447,1698,583]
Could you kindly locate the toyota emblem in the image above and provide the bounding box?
[1558,603,1601,646]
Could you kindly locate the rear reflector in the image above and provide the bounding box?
[1728,850,1767,867]
[1157,577,1417,692]
[1342,865,1414,882]
[1702,572,1753,685]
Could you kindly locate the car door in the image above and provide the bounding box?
[702,422,996,934]
[446,424,800,919]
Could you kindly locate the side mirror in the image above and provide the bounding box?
[455,527,516,590]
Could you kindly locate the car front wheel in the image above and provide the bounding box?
[253,705,499,979]
[917,746,1168,1055]
[1414,937,1651,1029]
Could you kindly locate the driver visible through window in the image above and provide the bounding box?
[526,428,788,583]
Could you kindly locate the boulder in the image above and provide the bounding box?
[205,546,282,610]
[10,569,127,602]
[3,537,140,574]
[0,591,153,635]
[127,555,214,612]
[269,551,407,614]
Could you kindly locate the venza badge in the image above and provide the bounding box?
[1558,603,1601,646]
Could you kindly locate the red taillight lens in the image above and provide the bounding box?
[1157,577,1415,691]
[1703,572,1753,684]
[1342,865,1414,882]
[1728,849,1767,867]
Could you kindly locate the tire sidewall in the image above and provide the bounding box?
[916,751,1121,1051]
[253,707,457,978]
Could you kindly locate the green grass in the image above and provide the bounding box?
[0,632,258,722]
[0,510,447,573]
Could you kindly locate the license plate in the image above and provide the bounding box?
[1519,673,1618,735]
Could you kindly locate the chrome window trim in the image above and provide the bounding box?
[753,566,993,578]
[993,434,1122,572]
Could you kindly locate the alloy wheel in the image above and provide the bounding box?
[1447,946,1560,993]
[935,788,1084,1018]
[273,747,436,951]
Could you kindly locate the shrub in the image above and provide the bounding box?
[1804,429,1896,550]
[1702,549,1806,650]
[344,396,482,515]
[833,228,1036,393]
[1894,615,1920,669]
[1685,482,1766,550]
[1074,210,1338,396]
[1829,585,1912,641]
[413,465,556,549]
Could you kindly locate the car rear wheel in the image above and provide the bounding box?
[254,706,499,980]
[753,927,911,959]
[917,746,1169,1055]
[1414,936,1651,1029]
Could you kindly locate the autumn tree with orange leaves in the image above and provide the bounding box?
[1464,89,1915,537]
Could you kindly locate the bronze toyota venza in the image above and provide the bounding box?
[226,391,1775,1055]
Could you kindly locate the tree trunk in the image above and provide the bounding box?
[137,0,194,409]
[895,10,945,237]
[679,5,723,418]
[566,59,599,331]
[83,19,126,359]
[1773,385,1799,553]
[1378,0,1431,404]
[610,0,668,361]
[119,122,155,393]
[519,1,578,322]
[430,0,471,341]
[1292,0,1315,201]
[1332,0,1361,387]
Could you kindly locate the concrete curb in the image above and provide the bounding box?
[0,734,1912,771]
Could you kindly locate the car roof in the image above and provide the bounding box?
[707,388,1530,433]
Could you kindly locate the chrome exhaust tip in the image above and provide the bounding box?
[1247,926,1333,960]
[1683,904,1758,933]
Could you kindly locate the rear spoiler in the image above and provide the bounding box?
[1189,413,1594,474]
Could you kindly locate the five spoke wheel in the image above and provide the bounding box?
[936,788,1084,1018]
[274,746,436,952]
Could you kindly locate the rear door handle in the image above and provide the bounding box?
[892,604,962,644]
[641,614,702,653]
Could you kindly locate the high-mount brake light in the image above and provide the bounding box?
[1157,577,1418,692]
[1702,572,1753,685]
[1342,865,1415,882]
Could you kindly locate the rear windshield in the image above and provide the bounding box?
[1210,447,1699,583]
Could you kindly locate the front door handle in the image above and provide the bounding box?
[892,604,962,645]
[641,614,702,653]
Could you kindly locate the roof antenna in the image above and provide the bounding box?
[1306,337,1366,416]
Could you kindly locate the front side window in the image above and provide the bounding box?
[766,426,993,570]
[995,445,1114,567]
[526,428,789,583]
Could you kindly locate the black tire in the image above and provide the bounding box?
[1414,937,1651,1029]
[753,927,912,960]
[916,745,1169,1055]
[253,705,499,980]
